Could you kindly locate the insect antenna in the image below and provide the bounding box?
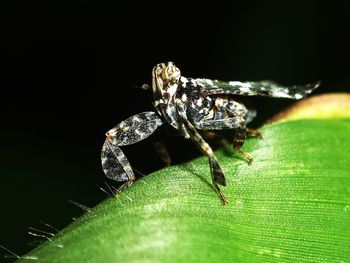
[118,84,150,91]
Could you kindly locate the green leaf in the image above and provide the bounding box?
[19,96,350,263]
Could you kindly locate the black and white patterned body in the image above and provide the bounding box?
[176,77,251,130]
[101,62,319,204]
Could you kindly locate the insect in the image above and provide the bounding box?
[101,62,320,204]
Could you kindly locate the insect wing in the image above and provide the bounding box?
[196,78,320,100]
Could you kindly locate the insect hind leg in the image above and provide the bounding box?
[115,181,134,197]
[233,128,253,165]
[194,116,254,165]
[246,127,262,138]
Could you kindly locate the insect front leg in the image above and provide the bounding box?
[101,111,163,196]
[176,99,228,204]
[182,118,228,204]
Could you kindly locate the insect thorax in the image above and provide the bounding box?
[176,77,212,124]
[151,62,249,132]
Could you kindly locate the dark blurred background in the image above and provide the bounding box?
[1,0,349,260]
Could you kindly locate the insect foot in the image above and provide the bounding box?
[235,148,254,165]
[209,156,228,205]
[246,127,262,138]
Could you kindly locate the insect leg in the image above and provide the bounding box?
[115,180,134,196]
[195,117,254,164]
[195,121,256,165]
[176,101,227,204]
[153,141,172,166]
[194,98,256,165]
[233,128,253,165]
[246,127,262,138]
[181,117,228,204]
[194,117,246,130]
[101,111,163,195]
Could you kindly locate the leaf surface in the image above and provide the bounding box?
[19,94,350,263]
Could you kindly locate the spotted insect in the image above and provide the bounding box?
[101,62,320,204]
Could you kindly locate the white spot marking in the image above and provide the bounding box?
[180,76,189,87]
[196,98,203,107]
[229,81,252,88]
[204,79,213,85]
[295,93,303,99]
[238,86,253,94]
[191,80,197,87]
[215,98,224,108]
[134,129,144,136]
[167,83,178,97]
[132,116,141,122]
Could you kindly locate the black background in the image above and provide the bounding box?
[1,0,350,260]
